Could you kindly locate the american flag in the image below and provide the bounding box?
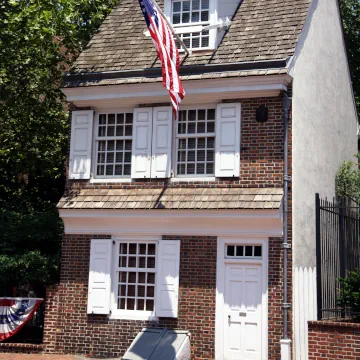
[139,0,185,118]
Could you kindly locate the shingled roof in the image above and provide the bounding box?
[58,187,283,210]
[72,0,310,75]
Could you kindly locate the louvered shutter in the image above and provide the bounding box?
[69,110,94,179]
[131,108,153,179]
[151,107,173,178]
[87,239,112,314]
[155,240,180,318]
[215,103,241,177]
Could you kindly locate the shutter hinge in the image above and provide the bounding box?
[109,310,112,314]
[112,240,115,245]
[282,243,291,249]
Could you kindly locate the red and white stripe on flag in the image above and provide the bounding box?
[139,0,185,119]
[0,298,43,341]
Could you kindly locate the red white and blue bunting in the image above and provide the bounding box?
[0,298,43,341]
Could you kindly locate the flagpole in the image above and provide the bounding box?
[152,0,191,56]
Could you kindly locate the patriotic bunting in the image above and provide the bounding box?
[0,298,43,342]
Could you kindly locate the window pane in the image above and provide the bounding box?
[227,245,235,256]
[198,109,206,120]
[207,109,215,120]
[105,165,113,176]
[192,0,200,10]
[207,121,215,133]
[99,114,106,125]
[201,35,209,47]
[117,242,157,312]
[183,1,190,11]
[173,1,181,12]
[236,246,244,257]
[201,10,209,21]
[192,37,200,48]
[182,12,190,23]
[108,114,115,124]
[201,0,209,9]
[96,165,104,176]
[117,113,124,124]
[245,246,253,257]
[146,300,154,311]
[173,13,181,24]
[191,12,199,22]
[175,109,216,176]
[254,246,262,257]
[96,112,133,177]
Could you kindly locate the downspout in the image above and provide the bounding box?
[281,93,291,360]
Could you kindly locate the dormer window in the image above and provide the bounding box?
[168,0,215,50]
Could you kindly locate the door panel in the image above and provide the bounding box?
[224,264,262,360]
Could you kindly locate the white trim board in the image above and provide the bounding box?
[65,84,287,102]
[62,75,292,108]
[215,237,269,360]
[59,209,283,237]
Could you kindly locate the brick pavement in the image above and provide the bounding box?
[0,355,119,360]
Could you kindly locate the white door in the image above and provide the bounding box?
[224,263,263,360]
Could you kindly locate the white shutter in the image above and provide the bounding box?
[215,103,241,177]
[151,107,173,178]
[69,110,94,179]
[87,239,112,314]
[131,108,153,179]
[156,240,180,318]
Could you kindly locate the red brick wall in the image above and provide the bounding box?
[43,234,287,359]
[65,97,284,192]
[44,235,217,359]
[308,321,360,360]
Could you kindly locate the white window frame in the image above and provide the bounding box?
[173,104,217,178]
[110,238,160,321]
[164,0,217,50]
[92,110,134,180]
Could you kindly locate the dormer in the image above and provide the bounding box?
[163,0,239,51]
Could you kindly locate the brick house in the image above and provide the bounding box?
[43,0,358,359]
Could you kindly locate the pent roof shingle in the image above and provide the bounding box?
[58,187,284,210]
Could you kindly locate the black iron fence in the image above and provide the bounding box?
[315,193,360,320]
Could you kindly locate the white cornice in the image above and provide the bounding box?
[59,209,283,237]
[62,74,291,108]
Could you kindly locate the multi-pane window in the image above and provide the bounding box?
[176,108,215,176]
[95,113,133,177]
[117,242,156,312]
[226,245,262,258]
[172,0,210,49]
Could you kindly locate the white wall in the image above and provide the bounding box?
[216,0,240,46]
[289,0,358,359]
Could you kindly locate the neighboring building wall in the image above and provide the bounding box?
[43,234,286,359]
[308,321,360,360]
[289,0,358,358]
